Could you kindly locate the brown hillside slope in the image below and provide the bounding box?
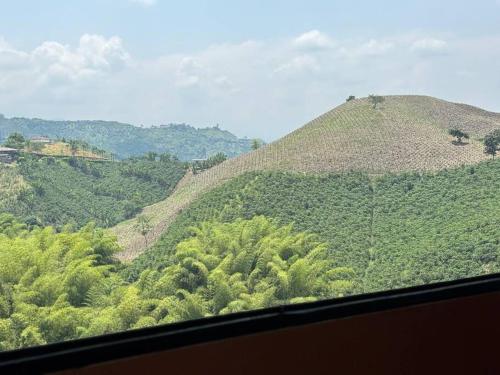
[112,95,500,260]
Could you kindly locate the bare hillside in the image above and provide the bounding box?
[112,95,500,260]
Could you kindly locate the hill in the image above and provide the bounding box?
[0,155,187,228]
[112,95,500,259]
[125,160,500,291]
[0,117,254,160]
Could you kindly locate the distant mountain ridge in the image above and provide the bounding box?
[0,115,253,160]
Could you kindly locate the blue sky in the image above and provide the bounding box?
[1,0,500,140]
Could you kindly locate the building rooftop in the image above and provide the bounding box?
[0,147,18,152]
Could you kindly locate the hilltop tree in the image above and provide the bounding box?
[369,95,385,109]
[134,215,153,247]
[4,133,25,149]
[484,130,500,159]
[346,95,356,102]
[448,129,469,144]
[146,152,158,161]
[251,139,261,150]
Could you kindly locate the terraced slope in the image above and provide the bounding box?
[112,95,500,260]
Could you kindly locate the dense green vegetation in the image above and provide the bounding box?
[127,160,500,293]
[0,117,255,160]
[126,171,373,281]
[192,152,228,174]
[0,214,353,350]
[1,97,499,352]
[110,96,500,256]
[1,155,187,228]
[3,132,25,149]
[1,158,499,351]
[364,163,500,291]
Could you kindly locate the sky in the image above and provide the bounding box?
[1,0,500,141]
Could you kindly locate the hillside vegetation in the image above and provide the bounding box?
[1,95,500,351]
[0,155,187,228]
[1,159,499,350]
[0,164,27,210]
[0,117,253,160]
[126,159,500,292]
[0,215,353,350]
[113,95,500,258]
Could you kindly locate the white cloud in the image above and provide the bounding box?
[32,34,129,82]
[293,30,334,50]
[129,0,157,6]
[274,55,319,75]
[1,32,499,141]
[0,36,11,50]
[340,39,394,59]
[0,37,30,71]
[411,38,447,52]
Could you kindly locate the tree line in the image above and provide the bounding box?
[0,214,354,350]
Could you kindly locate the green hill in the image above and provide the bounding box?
[0,155,187,229]
[113,95,500,259]
[126,160,500,292]
[0,117,254,160]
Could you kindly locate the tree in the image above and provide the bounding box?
[369,95,385,109]
[483,129,500,159]
[69,140,79,156]
[146,152,158,161]
[159,216,356,316]
[448,129,469,144]
[484,135,498,159]
[346,95,356,102]
[251,139,261,150]
[134,215,152,247]
[4,133,25,149]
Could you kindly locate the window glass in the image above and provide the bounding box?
[0,1,499,351]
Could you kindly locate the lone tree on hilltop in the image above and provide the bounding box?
[251,139,261,150]
[448,129,469,144]
[369,95,385,109]
[484,130,500,159]
[134,215,152,247]
[346,95,356,102]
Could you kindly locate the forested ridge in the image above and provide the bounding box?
[0,116,254,160]
[0,154,187,228]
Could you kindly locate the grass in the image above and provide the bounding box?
[111,95,500,259]
[28,142,107,159]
